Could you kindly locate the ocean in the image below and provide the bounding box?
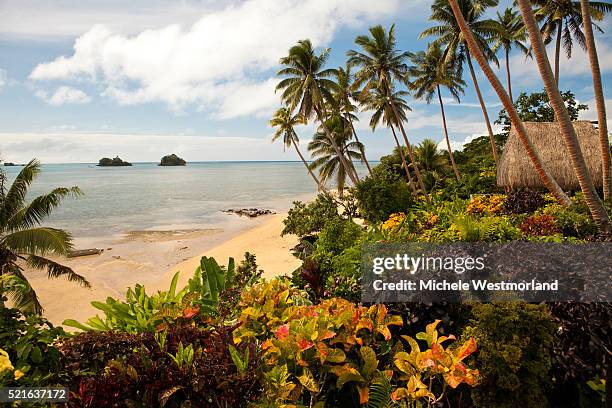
[2,161,328,239]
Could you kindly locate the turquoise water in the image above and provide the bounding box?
[2,162,329,238]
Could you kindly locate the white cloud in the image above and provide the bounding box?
[0,132,289,163]
[579,98,612,129]
[36,86,92,105]
[0,69,6,92]
[29,0,400,118]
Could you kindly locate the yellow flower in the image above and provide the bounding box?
[0,348,13,374]
[14,369,25,380]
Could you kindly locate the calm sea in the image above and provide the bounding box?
[2,162,330,238]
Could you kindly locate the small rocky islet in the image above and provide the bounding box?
[98,156,132,166]
[222,208,276,218]
[159,154,187,166]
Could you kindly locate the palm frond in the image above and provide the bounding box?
[26,254,91,288]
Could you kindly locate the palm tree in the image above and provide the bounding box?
[308,116,362,195]
[420,0,500,165]
[276,40,359,185]
[416,139,451,189]
[408,42,465,180]
[580,0,610,200]
[0,160,90,314]
[533,0,611,85]
[347,24,429,200]
[490,7,530,101]
[270,107,325,191]
[332,65,373,176]
[360,85,418,194]
[516,0,610,230]
[446,0,572,208]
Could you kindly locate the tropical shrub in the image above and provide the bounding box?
[236,289,479,407]
[451,215,520,242]
[537,203,598,239]
[466,195,505,216]
[61,324,261,407]
[501,190,548,214]
[519,214,560,237]
[0,307,66,386]
[462,303,555,408]
[353,174,414,223]
[282,192,341,237]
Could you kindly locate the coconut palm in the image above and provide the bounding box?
[408,42,465,180]
[359,85,418,194]
[308,116,362,195]
[516,0,610,230]
[276,40,359,185]
[0,160,90,314]
[332,65,373,175]
[420,0,500,165]
[490,7,530,101]
[347,24,429,199]
[415,139,451,189]
[533,0,611,85]
[579,0,610,200]
[446,0,572,208]
[270,107,324,191]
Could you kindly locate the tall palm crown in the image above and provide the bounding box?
[491,8,529,56]
[270,107,304,150]
[534,0,610,58]
[0,160,90,314]
[331,65,358,120]
[360,86,410,131]
[346,24,410,95]
[408,42,465,104]
[275,39,338,119]
[416,139,449,173]
[420,0,499,69]
[308,117,362,194]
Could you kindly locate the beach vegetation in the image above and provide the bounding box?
[0,159,89,314]
[282,192,341,238]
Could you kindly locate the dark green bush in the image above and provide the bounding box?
[353,174,413,223]
[0,307,66,386]
[502,190,548,214]
[281,192,340,237]
[462,302,555,408]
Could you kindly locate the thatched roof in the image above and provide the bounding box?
[497,121,603,190]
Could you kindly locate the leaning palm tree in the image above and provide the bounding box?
[276,40,359,185]
[408,42,465,180]
[308,116,362,196]
[0,160,90,314]
[332,65,373,175]
[270,107,324,191]
[579,0,610,200]
[446,0,572,208]
[420,0,500,165]
[516,0,610,230]
[533,0,611,85]
[360,85,418,194]
[490,7,530,101]
[347,24,429,200]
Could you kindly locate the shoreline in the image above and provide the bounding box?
[23,209,303,327]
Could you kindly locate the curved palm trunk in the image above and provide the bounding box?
[466,49,499,165]
[389,102,430,201]
[517,0,610,230]
[314,106,360,185]
[293,143,325,192]
[437,85,461,180]
[349,121,373,176]
[448,0,572,207]
[390,124,418,194]
[554,22,562,86]
[581,0,611,200]
[505,47,513,102]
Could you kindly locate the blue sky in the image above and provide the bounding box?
[0,0,610,163]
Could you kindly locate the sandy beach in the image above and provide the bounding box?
[24,212,301,326]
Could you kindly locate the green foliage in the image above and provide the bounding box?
[451,215,520,242]
[496,90,588,132]
[537,202,598,239]
[462,303,555,408]
[282,192,341,237]
[354,174,414,223]
[0,307,66,386]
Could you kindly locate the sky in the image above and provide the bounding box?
[0,0,610,163]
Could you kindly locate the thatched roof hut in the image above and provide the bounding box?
[497,121,603,190]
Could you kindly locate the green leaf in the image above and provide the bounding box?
[298,368,319,392]
[360,346,378,377]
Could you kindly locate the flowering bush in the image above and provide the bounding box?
[382,212,407,232]
[466,195,506,216]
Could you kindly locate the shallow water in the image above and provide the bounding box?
[2,161,325,238]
